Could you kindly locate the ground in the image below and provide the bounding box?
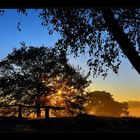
[0,114,140,133]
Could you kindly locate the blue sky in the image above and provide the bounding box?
[0,9,140,102]
[0,9,60,59]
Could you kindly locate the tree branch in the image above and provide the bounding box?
[102,8,140,75]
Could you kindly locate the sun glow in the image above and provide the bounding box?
[58,90,62,96]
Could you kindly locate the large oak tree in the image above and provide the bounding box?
[0,43,90,117]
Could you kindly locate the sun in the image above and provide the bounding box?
[58,90,62,95]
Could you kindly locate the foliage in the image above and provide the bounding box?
[85,91,129,117]
[45,90,88,117]
[1,8,140,77]
[0,8,140,78]
[0,43,90,117]
[36,8,140,77]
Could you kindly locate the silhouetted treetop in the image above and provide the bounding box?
[0,43,90,117]
[1,8,140,77]
[37,8,140,77]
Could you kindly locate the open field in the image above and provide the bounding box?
[0,114,140,133]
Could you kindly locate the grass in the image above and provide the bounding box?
[0,114,140,133]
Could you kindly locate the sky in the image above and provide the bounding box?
[0,9,140,102]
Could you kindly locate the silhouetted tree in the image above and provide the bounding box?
[1,9,140,77]
[86,91,129,117]
[0,43,90,117]
[38,8,140,77]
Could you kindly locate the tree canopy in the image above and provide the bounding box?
[37,8,140,77]
[1,8,140,77]
[85,91,129,117]
[0,43,90,117]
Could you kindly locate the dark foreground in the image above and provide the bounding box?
[0,114,140,133]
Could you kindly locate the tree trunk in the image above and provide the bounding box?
[18,105,22,119]
[36,82,42,118]
[36,104,41,118]
[102,8,140,75]
[45,107,49,119]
